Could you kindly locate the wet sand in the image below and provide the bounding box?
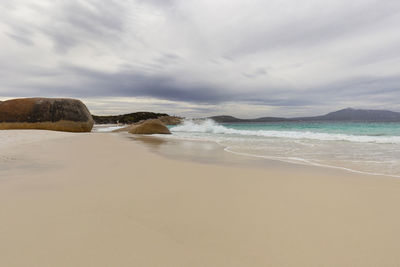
[1,130,400,266]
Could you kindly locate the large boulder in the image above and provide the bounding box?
[0,98,94,132]
[129,119,171,134]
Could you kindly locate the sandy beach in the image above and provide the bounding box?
[1,130,400,266]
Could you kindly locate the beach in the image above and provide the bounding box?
[2,130,400,266]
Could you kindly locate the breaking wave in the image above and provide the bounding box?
[170,119,400,144]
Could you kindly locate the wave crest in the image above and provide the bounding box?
[170,119,400,144]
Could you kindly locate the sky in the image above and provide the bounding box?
[0,0,400,118]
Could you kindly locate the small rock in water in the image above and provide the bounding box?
[129,119,171,134]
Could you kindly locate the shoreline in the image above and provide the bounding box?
[131,133,400,179]
[2,130,400,266]
[167,119,400,178]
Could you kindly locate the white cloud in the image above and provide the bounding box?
[1,0,400,117]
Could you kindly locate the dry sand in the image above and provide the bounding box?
[1,130,400,266]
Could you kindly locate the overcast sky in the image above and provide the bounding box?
[1,0,400,118]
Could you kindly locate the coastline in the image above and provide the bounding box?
[168,120,400,178]
[133,133,400,178]
[2,130,400,266]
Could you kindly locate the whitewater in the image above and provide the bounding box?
[167,119,400,177]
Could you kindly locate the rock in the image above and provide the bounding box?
[114,116,181,133]
[128,119,171,134]
[0,98,94,132]
[158,115,182,125]
[92,112,169,124]
[112,125,132,133]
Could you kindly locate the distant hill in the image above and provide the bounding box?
[210,108,400,123]
[301,108,400,122]
[208,116,247,123]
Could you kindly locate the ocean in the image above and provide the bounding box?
[167,119,400,177]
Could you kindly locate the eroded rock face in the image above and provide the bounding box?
[0,98,94,132]
[129,119,171,134]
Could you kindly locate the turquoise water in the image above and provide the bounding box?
[167,120,400,177]
[223,122,400,137]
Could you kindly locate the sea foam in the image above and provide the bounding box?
[92,125,126,132]
[171,119,400,144]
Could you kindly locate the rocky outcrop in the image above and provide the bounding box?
[92,112,183,125]
[128,119,171,134]
[158,116,182,125]
[92,112,168,124]
[0,98,94,132]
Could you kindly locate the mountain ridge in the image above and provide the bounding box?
[210,108,400,123]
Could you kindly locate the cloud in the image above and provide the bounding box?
[243,68,267,79]
[6,33,33,46]
[40,0,128,52]
[221,1,400,57]
[0,0,400,117]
